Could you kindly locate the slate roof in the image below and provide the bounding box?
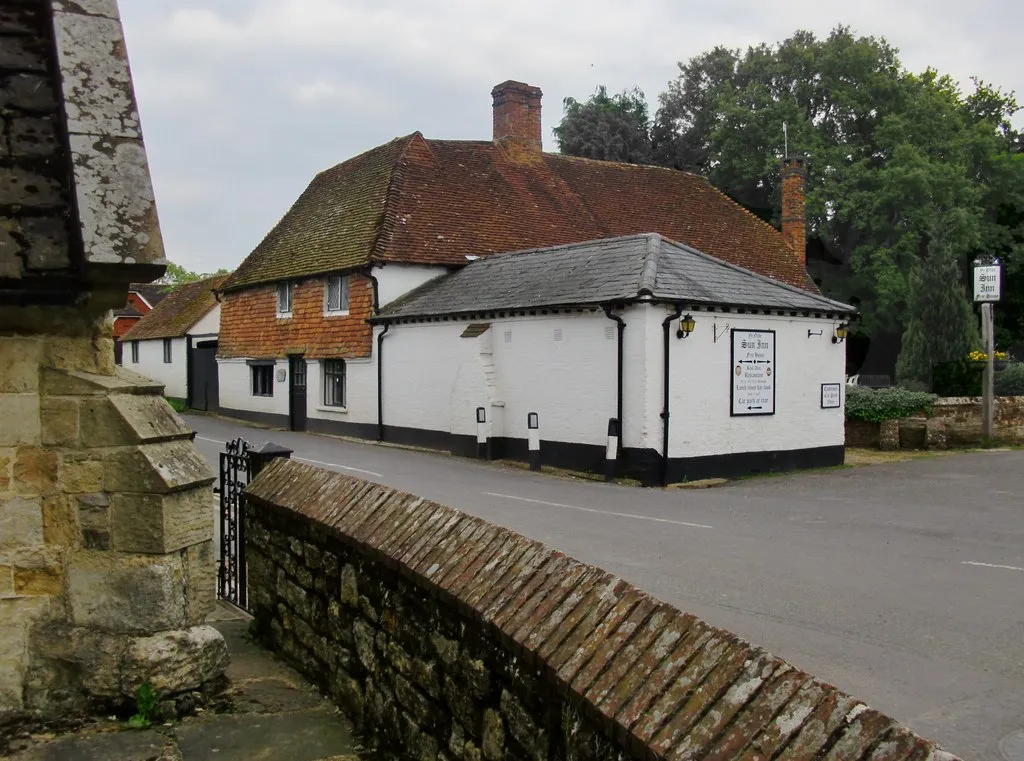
[122,275,227,341]
[374,234,855,321]
[221,134,814,293]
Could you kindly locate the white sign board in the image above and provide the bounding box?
[973,265,1001,302]
[821,383,842,409]
[731,329,776,416]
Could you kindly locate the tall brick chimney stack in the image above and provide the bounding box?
[781,155,807,265]
[492,80,543,152]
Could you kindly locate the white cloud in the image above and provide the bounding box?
[117,0,1024,273]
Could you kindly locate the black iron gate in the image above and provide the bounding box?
[217,437,251,610]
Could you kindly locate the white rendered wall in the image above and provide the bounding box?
[217,358,290,419]
[372,264,449,309]
[663,309,846,457]
[379,312,620,447]
[188,303,220,337]
[128,337,187,399]
[306,357,378,427]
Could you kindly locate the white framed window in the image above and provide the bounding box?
[276,282,293,316]
[324,275,349,315]
[250,363,273,397]
[162,338,172,363]
[323,359,346,407]
[130,341,139,363]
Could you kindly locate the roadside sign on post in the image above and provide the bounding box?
[973,263,1001,302]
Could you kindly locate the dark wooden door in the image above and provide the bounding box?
[188,341,219,412]
[289,355,307,432]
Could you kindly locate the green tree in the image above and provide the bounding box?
[653,27,1020,346]
[158,262,229,286]
[553,86,652,164]
[895,220,979,388]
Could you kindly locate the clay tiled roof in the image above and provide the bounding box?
[122,275,227,341]
[221,135,815,293]
[115,282,169,316]
[377,234,854,321]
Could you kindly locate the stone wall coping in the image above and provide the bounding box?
[245,458,958,761]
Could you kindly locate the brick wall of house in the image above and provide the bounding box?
[218,274,374,360]
[245,458,955,761]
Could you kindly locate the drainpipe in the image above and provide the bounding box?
[366,268,381,314]
[602,306,625,472]
[376,323,390,442]
[660,304,685,486]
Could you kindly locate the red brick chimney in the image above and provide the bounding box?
[492,80,543,152]
[781,155,807,265]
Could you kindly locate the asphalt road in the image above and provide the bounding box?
[186,413,1024,761]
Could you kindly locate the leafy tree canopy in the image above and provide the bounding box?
[559,26,1024,363]
[553,86,652,164]
[158,262,230,286]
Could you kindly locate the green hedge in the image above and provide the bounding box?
[995,362,1024,396]
[845,386,933,423]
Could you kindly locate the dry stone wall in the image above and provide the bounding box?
[245,459,958,761]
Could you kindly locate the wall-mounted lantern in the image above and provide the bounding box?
[676,313,696,339]
[832,323,849,344]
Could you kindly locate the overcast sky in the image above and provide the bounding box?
[118,0,1024,274]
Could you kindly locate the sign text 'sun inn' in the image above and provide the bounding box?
[731,329,776,416]
[973,264,1001,302]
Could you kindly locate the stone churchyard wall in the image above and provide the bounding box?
[0,0,226,732]
[245,458,957,761]
[845,396,1024,450]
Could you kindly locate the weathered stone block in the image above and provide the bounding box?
[22,216,70,270]
[41,366,162,397]
[0,338,41,393]
[68,550,187,634]
[0,496,44,548]
[41,396,79,447]
[103,440,214,494]
[121,625,228,696]
[0,36,47,72]
[80,393,191,447]
[879,419,900,451]
[500,689,546,761]
[110,487,214,554]
[43,334,113,376]
[42,494,78,546]
[340,563,359,606]
[481,708,504,761]
[67,133,164,266]
[353,619,377,672]
[925,418,948,450]
[0,395,41,446]
[0,166,63,207]
[9,116,60,159]
[60,454,104,493]
[14,446,58,496]
[182,540,216,625]
[12,545,65,596]
[0,73,58,111]
[0,563,12,596]
[0,223,23,279]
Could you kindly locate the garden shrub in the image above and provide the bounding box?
[995,362,1024,396]
[932,358,983,396]
[845,386,933,422]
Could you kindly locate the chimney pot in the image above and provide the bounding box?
[781,155,807,266]
[492,80,543,152]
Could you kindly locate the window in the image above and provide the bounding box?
[162,339,172,363]
[276,282,293,316]
[323,359,346,407]
[325,275,349,314]
[251,364,273,397]
[130,341,139,363]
